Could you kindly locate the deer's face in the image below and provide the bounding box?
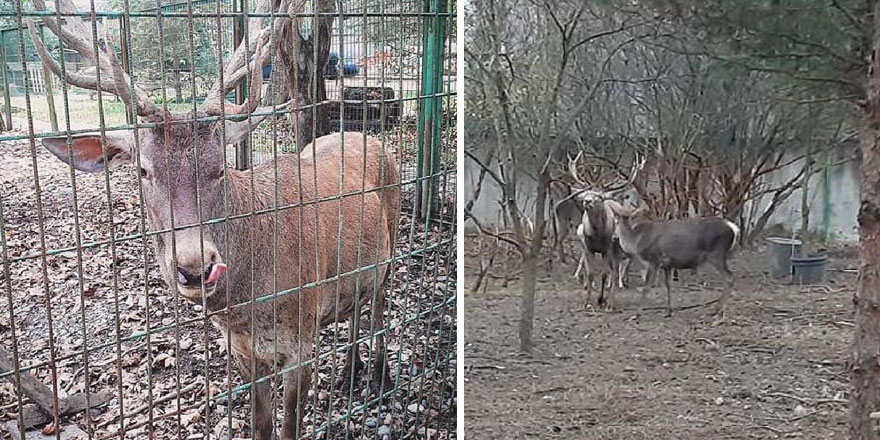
[42,121,235,302]
[139,123,230,300]
[578,191,605,211]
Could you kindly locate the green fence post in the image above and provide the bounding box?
[38,26,58,131]
[415,0,447,224]
[233,0,250,170]
[823,153,831,242]
[0,31,12,130]
[119,16,134,125]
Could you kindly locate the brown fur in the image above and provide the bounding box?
[42,126,400,440]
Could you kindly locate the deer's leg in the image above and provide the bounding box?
[599,257,616,310]
[369,284,392,397]
[709,256,735,317]
[663,267,673,317]
[234,354,273,440]
[574,251,585,282]
[337,312,366,394]
[637,264,655,312]
[606,250,619,290]
[618,258,629,289]
[584,268,594,309]
[281,359,313,440]
[597,272,610,310]
[555,221,569,265]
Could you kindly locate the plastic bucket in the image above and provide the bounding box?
[766,237,803,278]
[791,254,828,285]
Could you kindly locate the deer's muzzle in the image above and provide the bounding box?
[177,262,227,288]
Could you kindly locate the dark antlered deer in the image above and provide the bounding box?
[549,179,583,265]
[565,152,643,309]
[572,192,625,308]
[30,1,399,439]
[606,202,739,317]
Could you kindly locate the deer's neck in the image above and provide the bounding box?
[204,166,305,312]
[615,217,643,256]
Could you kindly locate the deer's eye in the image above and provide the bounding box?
[139,167,149,179]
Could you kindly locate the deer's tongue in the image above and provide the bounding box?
[206,263,227,284]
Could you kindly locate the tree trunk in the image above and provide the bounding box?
[800,148,813,243]
[297,17,333,143]
[518,253,538,353]
[278,0,334,147]
[173,57,182,103]
[851,3,880,438]
[517,163,550,353]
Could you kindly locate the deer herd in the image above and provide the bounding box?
[551,150,740,318]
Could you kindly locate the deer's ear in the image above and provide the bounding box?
[42,132,134,173]
[222,120,251,145]
[221,101,291,146]
[605,199,632,217]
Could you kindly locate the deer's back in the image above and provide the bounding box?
[275,133,400,327]
[215,133,399,362]
[633,217,735,268]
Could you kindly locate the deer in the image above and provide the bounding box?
[572,199,623,309]
[28,1,399,439]
[606,201,739,318]
[562,152,643,309]
[548,178,583,266]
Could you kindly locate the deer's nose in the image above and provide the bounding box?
[177,266,203,287]
[177,262,226,287]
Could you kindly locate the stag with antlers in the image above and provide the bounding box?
[556,151,644,309]
[29,1,400,438]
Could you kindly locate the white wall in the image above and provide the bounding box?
[465,148,861,243]
[751,149,860,242]
[464,154,540,230]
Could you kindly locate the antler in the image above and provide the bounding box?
[567,150,587,187]
[29,0,164,122]
[199,0,296,116]
[603,152,646,193]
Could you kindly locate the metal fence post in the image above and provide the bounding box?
[119,16,134,125]
[233,0,250,170]
[0,30,12,130]
[415,0,447,223]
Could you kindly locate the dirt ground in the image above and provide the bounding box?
[0,132,456,440]
[464,238,854,439]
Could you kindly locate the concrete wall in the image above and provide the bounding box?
[465,148,861,243]
[464,154,541,229]
[751,148,860,242]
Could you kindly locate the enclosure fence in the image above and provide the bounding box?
[0,0,456,438]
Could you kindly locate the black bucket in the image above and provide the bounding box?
[791,254,828,285]
[766,237,802,278]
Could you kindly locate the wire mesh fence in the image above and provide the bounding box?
[0,0,456,438]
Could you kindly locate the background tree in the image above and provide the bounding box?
[466,0,866,360]
[466,0,653,352]
[640,2,877,436]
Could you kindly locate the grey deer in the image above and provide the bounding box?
[565,151,641,309]
[548,177,583,266]
[30,1,400,439]
[606,201,739,318]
